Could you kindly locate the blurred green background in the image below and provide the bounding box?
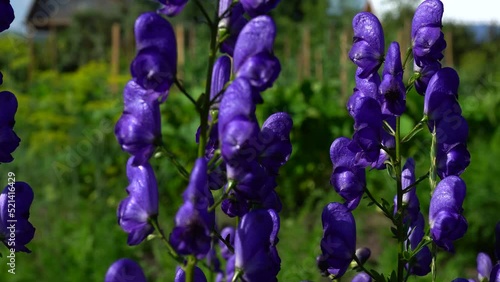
[1,0,500,281]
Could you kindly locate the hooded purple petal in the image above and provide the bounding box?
[158,0,189,17]
[0,182,35,252]
[219,3,248,56]
[117,158,159,245]
[317,202,356,278]
[234,209,280,281]
[0,1,14,33]
[170,158,215,258]
[406,213,431,276]
[429,176,467,252]
[240,0,280,17]
[132,12,177,92]
[115,81,161,166]
[259,112,293,174]
[349,12,384,78]
[424,68,461,122]
[379,42,406,116]
[491,264,500,282]
[210,55,232,107]
[477,252,493,281]
[218,78,257,134]
[233,16,280,93]
[329,137,366,210]
[412,0,446,65]
[174,266,208,282]
[105,258,147,282]
[0,91,21,163]
[352,272,372,282]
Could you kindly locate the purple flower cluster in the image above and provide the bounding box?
[412,0,446,95]
[453,223,500,281]
[170,158,215,258]
[424,68,470,179]
[323,1,471,279]
[317,202,356,278]
[394,159,432,275]
[114,12,179,247]
[0,5,35,254]
[112,1,288,281]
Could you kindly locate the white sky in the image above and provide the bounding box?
[370,0,500,24]
[7,0,500,33]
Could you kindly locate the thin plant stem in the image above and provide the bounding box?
[158,144,190,180]
[149,216,184,264]
[174,78,197,106]
[394,116,406,281]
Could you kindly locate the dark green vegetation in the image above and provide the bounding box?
[0,1,499,281]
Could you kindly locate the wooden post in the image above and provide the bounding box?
[314,48,323,81]
[301,26,311,80]
[48,25,58,70]
[339,28,349,102]
[175,24,185,79]
[444,31,454,67]
[110,23,121,93]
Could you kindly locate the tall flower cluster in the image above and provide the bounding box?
[0,2,35,254]
[320,0,470,280]
[109,0,290,281]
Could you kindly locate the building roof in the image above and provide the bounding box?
[26,0,119,30]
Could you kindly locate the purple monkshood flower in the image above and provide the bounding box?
[218,78,257,135]
[411,0,446,66]
[348,95,384,166]
[233,15,281,95]
[349,12,385,78]
[234,209,280,281]
[259,112,293,174]
[118,158,159,246]
[0,91,21,163]
[406,213,432,276]
[429,176,467,252]
[491,264,500,282]
[170,158,215,258]
[157,0,188,17]
[131,12,177,94]
[414,61,441,96]
[435,116,470,178]
[477,252,493,281]
[355,247,371,265]
[329,137,366,210]
[394,158,420,224]
[115,81,161,166]
[0,0,15,33]
[352,272,372,282]
[353,68,380,100]
[317,202,356,278]
[495,221,500,260]
[218,1,248,56]
[379,42,406,116]
[210,55,232,108]
[105,258,147,282]
[240,0,280,18]
[219,226,235,261]
[175,266,208,282]
[0,182,35,253]
[424,67,461,124]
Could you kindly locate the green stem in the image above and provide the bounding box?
[197,1,219,159]
[352,254,377,280]
[394,116,405,281]
[184,255,197,282]
[364,186,394,222]
[159,144,190,180]
[401,116,427,143]
[402,172,430,194]
[174,78,197,106]
[208,180,235,212]
[429,124,438,282]
[214,229,235,254]
[402,47,413,71]
[149,216,184,264]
